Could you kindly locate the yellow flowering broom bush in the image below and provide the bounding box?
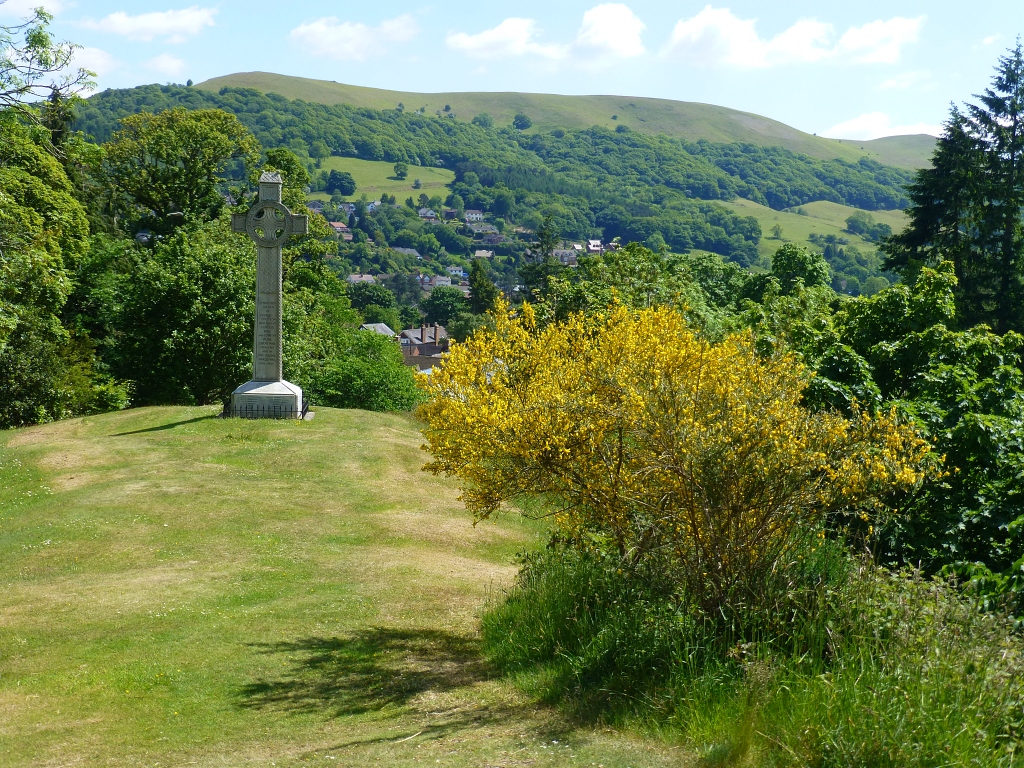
[419,302,930,612]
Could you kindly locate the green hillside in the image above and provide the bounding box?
[310,157,455,203]
[721,197,907,261]
[198,72,935,170]
[0,407,684,766]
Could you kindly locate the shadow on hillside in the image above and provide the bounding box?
[236,627,495,718]
[111,414,218,436]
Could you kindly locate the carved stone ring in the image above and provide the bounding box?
[246,200,292,247]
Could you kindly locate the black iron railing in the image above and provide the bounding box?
[220,399,310,420]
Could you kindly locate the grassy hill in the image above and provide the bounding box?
[720,197,907,261]
[0,407,686,767]
[309,157,455,203]
[198,72,935,171]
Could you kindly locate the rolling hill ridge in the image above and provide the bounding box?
[197,72,935,170]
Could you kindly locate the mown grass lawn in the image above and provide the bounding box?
[0,407,686,767]
[309,158,455,204]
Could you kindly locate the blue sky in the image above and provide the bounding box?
[3,0,1022,140]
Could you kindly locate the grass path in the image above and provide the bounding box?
[0,407,686,767]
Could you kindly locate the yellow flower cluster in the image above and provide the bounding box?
[418,302,930,600]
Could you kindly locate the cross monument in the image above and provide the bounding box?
[229,172,309,418]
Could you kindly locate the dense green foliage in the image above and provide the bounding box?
[103,108,260,237]
[0,117,128,427]
[483,546,1024,766]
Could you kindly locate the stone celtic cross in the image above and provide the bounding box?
[229,172,309,418]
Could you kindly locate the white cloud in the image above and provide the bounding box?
[80,7,217,43]
[66,46,119,93]
[447,4,646,64]
[73,46,119,78]
[290,14,419,61]
[879,70,929,90]
[0,0,64,18]
[446,18,566,60]
[982,34,1000,46]
[575,4,645,58]
[836,17,922,64]
[662,6,923,68]
[147,53,187,78]
[823,112,942,140]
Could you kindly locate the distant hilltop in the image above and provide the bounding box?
[198,72,936,171]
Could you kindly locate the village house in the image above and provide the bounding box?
[347,273,376,284]
[418,207,438,222]
[392,247,422,259]
[359,323,395,337]
[464,209,485,222]
[447,265,467,278]
[553,249,579,266]
[329,221,353,241]
[587,239,604,254]
[474,249,494,259]
[442,208,459,220]
[469,222,499,236]
[306,200,325,213]
[398,323,450,371]
[481,233,506,245]
[417,274,452,291]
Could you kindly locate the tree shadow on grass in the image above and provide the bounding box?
[236,627,495,719]
[111,414,218,436]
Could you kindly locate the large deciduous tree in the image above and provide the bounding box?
[103,107,260,236]
[101,219,255,405]
[884,44,1024,332]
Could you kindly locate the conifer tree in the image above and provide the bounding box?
[468,258,499,314]
[884,44,1024,331]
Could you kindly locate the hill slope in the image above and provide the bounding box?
[198,72,935,170]
[0,407,684,767]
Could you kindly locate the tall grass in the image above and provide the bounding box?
[481,545,1024,766]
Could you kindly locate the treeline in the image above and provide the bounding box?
[73,84,910,266]
[76,85,911,213]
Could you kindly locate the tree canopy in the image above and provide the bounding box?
[884,43,1024,332]
[103,107,260,235]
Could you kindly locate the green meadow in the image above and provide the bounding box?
[721,197,907,261]
[309,157,455,203]
[0,407,686,767]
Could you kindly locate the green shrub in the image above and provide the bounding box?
[302,331,422,412]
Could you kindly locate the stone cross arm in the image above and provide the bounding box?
[231,172,308,248]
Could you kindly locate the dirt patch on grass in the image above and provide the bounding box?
[5,422,76,448]
[370,510,528,550]
[0,561,238,623]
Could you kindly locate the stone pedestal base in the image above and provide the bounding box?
[230,380,303,419]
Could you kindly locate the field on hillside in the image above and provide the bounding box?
[721,197,907,261]
[311,158,455,203]
[0,407,686,767]
[199,72,934,170]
